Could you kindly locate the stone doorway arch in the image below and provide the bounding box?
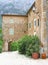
[3,40,8,52]
[3,40,12,52]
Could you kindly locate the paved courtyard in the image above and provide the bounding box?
[0,51,48,65]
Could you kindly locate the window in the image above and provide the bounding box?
[10,19,14,23]
[28,22,32,28]
[34,19,36,26]
[9,28,14,35]
[38,19,40,26]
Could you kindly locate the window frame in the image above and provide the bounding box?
[9,28,14,35]
[10,18,14,23]
[38,19,40,26]
[34,19,36,27]
[28,22,32,29]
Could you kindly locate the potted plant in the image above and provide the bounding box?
[41,44,46,59]
[32,35,40,59]
[25,35,40,58]
[32,45,40,59]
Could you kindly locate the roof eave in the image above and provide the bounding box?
[26,2,35,15]
[1,14,28,17]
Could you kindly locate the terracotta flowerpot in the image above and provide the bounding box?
[32,53,39,59]
[41,53,46,59]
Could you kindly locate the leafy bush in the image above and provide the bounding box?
[0,45,2,53]
[0,40,3,53]
[18,35,32,54]
[10,35,40,57]
[0,40,3,46]
[10,41,18,51]
[0,28,2,34]
[26,35,40,56]
[0,28,3,53]
[0,28,3,40]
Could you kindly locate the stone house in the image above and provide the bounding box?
[2,15,28,41]
[2,0,48,55]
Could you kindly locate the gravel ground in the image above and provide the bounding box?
[0,51,48,65]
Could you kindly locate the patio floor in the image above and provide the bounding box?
[0,51,48,65]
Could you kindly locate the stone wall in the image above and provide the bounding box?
[41,0,48,56]
[2,15,28,41]
[28,0,48,55]
[28,3,41,39]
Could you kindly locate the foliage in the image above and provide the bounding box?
[0,40,4,53]
[10,41,18,51]
[0,40,3,46]
[0,28,3,40]
[0,28,2,33]
[18,35,32,54]
[0,45,2,53]
[26,35,40,56]
[10,35,40,57]
[0,27,4,53]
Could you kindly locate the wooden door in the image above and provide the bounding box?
[8,41,12,51]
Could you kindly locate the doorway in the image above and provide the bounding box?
[8,41,12,51]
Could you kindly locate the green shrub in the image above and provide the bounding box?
[0,28,3,40]
[0,40,3,46]
[26,35,40,56]
[0,28,3,53]
[13,35,40,57]
[0,34,3,40]
[0,28,2,34]
[10,41,18,51]
[18,35,32,54]
[0,40,3,53]
[0,45,2,53]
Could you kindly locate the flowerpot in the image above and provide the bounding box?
[32,53,39,59]
[41,53,46,59]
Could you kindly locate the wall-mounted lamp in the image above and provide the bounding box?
[32,6,36,12]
